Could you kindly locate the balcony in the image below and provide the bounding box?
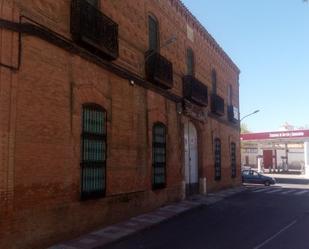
[70,0,119,60]
[183,76,208,106]
[145,51,173,89]
[211,94,225,116]
[228,105,239,123]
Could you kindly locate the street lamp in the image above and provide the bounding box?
[240,110,260,172]
[240,110,260,122]
[159,35,177,50]
[145,35,177,61]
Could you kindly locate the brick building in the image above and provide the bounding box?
[0,0,240,248]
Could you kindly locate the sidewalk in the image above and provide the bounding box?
[264,173,308,179]
[48,186,246,249]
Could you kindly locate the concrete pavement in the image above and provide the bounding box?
[263,173,309,188]
[49,174,309,249]
[103,184,309,249]
[48,186,246,249]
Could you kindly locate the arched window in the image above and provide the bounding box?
[214,138,221,181]
[186,48,194,75]
[81,104,107,199]
[152,123,166,189]
[231,142,237,178]
[228,84,233,105]
[148,15,159,51]
[212,70,217,94]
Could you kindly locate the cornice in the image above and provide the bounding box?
[170,0,240,74]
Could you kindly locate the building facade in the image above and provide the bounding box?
[241,130,309,175]
[0,0,240,248]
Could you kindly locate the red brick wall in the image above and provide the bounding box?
[0,2,19,248]
[0,0,240,248]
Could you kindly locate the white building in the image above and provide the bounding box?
[241,130,309,176]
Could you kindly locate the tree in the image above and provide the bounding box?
[241,123,251,134]
[281,122,295,131]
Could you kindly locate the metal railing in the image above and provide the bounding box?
[211,94,225,116]
[228,105,239,123]
[183,75,208,106]
[145,50,173,89]
[71,0,119,60]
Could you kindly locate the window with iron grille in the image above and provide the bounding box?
[81,104,106,200]
[231,142,237,178]
[228,84,232,105]
[187,48,194,75]
[152,123,166,189]
[212,70,217,94]
[149,15,159,51]
[86,0,99,7]
[214,138,221,181]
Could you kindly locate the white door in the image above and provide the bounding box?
[184,121,199,195]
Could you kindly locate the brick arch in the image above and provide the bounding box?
[74,87,111,117]
[181,117,207,190]
[72,87,112,169]
[188,119,206,179]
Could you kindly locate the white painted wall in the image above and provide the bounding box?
[304,142,309,177]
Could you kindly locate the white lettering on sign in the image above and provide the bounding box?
[269,132,305,138]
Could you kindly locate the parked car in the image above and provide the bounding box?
[241,165,251,171]
[242,170,276,186]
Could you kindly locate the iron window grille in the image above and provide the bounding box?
[228,105,239,123]
[86,0,98,7]
[81,104,106,200]
[183,75,208,107]
[211,94,225,116]
[231,142,237,178]
[214,138,221,181]
[152,123,167,189]
[145,51,174,89]
[70,0,119,60]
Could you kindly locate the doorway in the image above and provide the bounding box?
[263,150,273,171]
[184,120,199,196]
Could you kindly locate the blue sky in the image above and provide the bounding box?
[181,0,309,132]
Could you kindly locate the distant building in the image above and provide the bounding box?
[241,130,309,175]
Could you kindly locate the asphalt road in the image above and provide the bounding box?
[103,182,309,249]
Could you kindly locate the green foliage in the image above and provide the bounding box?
[241,123,250,134]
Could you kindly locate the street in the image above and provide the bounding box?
[103,177,309,249]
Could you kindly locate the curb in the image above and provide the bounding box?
[48,186,246,249]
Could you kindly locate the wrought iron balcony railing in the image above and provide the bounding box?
[183,75,208,106]
[145,50,173,89]
[71,0,119,60]
[211,94,225,116]
[228,105,239,123]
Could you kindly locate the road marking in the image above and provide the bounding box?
[253,220,297,249]
[261,188,278,193]
[252,188,269,193]
[294,190,309,195]
[281,190,296,195]
[265,189,283,194]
